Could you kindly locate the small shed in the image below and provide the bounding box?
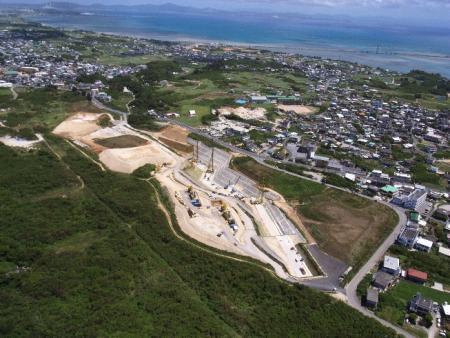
[406,268,428,284]
[366,288,379,308]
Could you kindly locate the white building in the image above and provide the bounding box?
[415,237,433,252]
[403,189,427,211]
[382,255,401,275]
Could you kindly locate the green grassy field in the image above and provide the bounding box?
[231,157,399,274]
[0,138,399,337]
[0,88,11,99]
[98,54,167,66]
[94,135,148,148]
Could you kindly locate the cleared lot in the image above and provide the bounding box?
[231,156,399,271]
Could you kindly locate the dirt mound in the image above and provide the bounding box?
[53,112,102,139]
[99,144,174,174]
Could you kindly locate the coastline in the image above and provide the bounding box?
[30,16,450,78]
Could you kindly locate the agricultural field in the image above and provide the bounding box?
[231,157,399,273]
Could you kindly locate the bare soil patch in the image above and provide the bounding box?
[155,125,193,153]
[53,112,102,139]
[277,104,317,115]
[99,145,174,174]
[299,194,396,266]
[218,106,267,120]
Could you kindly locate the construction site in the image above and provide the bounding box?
[53,113,320,281]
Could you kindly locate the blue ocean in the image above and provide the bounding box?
[28,10,450,77]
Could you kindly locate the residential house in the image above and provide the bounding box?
[373,271,395,291]
[409,293,433,316]
[403,189,427,211]
[397,226,419,248]
[414,237,433,252]
[382,255,401,276]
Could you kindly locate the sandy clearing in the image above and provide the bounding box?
[156,124,189,144]
[218,106,267,120]
[0,134,43,149]
[154,124,193,153]
[88,126,125,140]
[277,104,317,115]
[53,112,102,138]
[99,144,174,173]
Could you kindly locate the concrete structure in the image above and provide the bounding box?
[382,255,401,275]
[414,237,433,252]
[250,95,267,104]
[403,189,427,211]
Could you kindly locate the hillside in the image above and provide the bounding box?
[0,134,399,336]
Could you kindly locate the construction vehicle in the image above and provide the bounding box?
[187,185,202,207]
[187,208,196,218]
[174,192,185,206]
[191,199,201,207]
[187,185,197,199]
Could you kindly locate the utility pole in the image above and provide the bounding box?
[196,140,199,163]
[207,148,215,173]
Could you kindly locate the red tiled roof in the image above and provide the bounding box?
[407,268,428,281]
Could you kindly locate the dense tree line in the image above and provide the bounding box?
[0,139,399,337]
[400,70,450,96]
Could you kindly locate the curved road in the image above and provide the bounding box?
[167,118,411,337]
[91,104,411,336]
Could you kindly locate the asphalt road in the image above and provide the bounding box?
[93,107,412,336]
[345,204,410,337]
[169,119,413,337]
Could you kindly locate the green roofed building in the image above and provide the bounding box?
[409,211,420,223]
[381,185,398,194]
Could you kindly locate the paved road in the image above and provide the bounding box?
[94,108,411,336]
[169,119,414,336]
[91,97,128,122]
[345,204,410,337]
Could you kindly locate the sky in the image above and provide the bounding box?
[5,0,450,25]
